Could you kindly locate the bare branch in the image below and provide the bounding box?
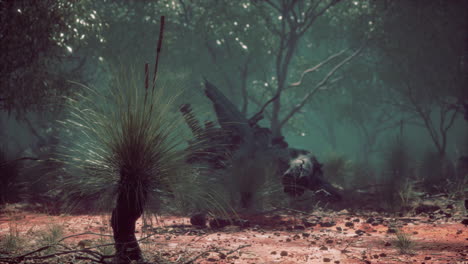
[289,49,346,87]
[264,0,282,13]
[280,46,363,128]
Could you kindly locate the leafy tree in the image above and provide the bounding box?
[0,0,102,115]
[370,0,467,157]
[248,0,362,137]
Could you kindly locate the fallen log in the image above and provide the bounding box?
[180,80,342,202]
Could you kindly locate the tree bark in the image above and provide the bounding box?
[111,181,145,264]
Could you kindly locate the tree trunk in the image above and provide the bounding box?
[111,182,144,264]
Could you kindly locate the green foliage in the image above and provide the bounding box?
[59,68,230,218]
[169,168,232,218]
[397,179,420,212]
[419,150,455,192]
[0,0,102,114]
[96,236,115,255]
[394,230,415,255]
[37,224,64,254]
[380,136,411,210]
[0,222,23,254]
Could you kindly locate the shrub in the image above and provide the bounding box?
[419,150,455,193]
[380,136,411,211]
[37,223,64,254]
[0,222,24,254]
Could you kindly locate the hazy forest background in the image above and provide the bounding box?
[1,0,468,210]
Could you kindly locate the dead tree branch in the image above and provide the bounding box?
[279,46,363,128]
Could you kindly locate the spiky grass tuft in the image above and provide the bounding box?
[58,69,230,216]
[58,68,234,262]
[0,222,23,254]
[394,230,415,254]
[58,70,187,213]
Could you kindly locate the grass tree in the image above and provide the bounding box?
[62,71,194,262]
[60,17,228,263]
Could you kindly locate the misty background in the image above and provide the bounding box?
[1,0,467,207]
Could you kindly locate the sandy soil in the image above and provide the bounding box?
[0,205,467,264]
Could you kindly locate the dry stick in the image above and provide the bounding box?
[144,62,150,106]
[0,157,41,167]
[0,232,118,263]
[152,15,165,93]
[0,247,106,264]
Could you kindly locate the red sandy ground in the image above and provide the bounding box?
[0,205,467,264]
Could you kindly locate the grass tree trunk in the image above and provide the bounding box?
[111,171,146,264]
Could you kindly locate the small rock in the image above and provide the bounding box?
[461,219,468,226]
[387,228,397,233]
[302,232,310,237]
[366,217,375,223]
[320,221,336,227]
[190,213,207,227]
[319,246,328,250]
[424,256,431,260]
[209,218,230,229]
[338,209,349,214]
[379,253,387,257]
[271,251,277,255]
[345,222,354,228]
[233,219,250,228]
[280,251,288,256]
[384,242,392,247]
[302,218,317,227]
[355,229,365,236]
[326,239,334,244]
[415,203,440,215]
[323,258,331,262]
[353,218,360,222]
[336,226,342,231]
